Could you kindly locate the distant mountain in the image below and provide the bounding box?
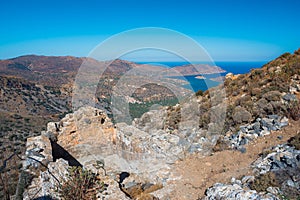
[167,63,226,76]
[0,55,226,84]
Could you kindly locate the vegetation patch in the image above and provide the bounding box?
[129,98,178,120]
[250,172,279,192]
[288,131,300,150]
[57,166,106,200]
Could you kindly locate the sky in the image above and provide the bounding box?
[0,0,299,61]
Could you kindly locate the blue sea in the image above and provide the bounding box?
[138,61,267,92]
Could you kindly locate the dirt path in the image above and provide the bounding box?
[168,120,299,200]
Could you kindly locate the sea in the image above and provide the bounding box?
[137,61,268,92]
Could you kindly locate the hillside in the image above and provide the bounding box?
[0,55,227,198]
[0,55,225,140]
[4,49,298,199]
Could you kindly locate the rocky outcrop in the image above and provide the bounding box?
[204,181,279,200]
[23,158,69,200]
[225,115,289,150]
[22,106,172,199]
[23,135,53,169]
[20,96,297,200]
[252,144,300,174]
[22,101,227,199]
[21,99,295,199]
[203,142,300,199]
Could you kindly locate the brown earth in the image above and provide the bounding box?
[169,120,300,200]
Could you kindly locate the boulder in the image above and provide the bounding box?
[23,159,69,200]
[23,135,53,169]
[263,91,282,101]
[233,106,252,124]
[204,182,279,200]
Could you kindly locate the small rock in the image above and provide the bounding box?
[240,126,248,133]
[188,143,202,153]
[282,93,297,102]
[266,187,280,195]
[268,115,280,120]
[261,129,271,136]
[83,118,91,124]
[241,176,255,185]
[286,179,296,187]
[252,122,261,131]
[238,147,247,153]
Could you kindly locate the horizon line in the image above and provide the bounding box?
[0,54,270,63]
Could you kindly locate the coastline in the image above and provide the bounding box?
[195,75,206,79]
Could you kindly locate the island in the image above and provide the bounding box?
[162,64,226,77]
[195,75,206,79]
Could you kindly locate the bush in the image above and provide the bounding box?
[250,88,262,98]
[58,166,105,200]
[288,101,300,121]
[235,95,251,107]
[263,90,282,101]
[195,90,203,96]
[250,172,279,192]
[288,131,300,150]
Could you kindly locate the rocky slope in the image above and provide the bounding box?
[12,49,300,199]
[0,55,225,149]
[0,55,228,197]
[1,50,300,199]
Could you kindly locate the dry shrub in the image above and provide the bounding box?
[288,101,300,121]
[58,166,105,200]
[250,172,279,192]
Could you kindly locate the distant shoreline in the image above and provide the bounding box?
[138,61,267,75]
[195,75,206,79]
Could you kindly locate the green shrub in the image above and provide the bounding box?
[195,90,203,96]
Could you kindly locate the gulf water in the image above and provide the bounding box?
[138,61,267,92]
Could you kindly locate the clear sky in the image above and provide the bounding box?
[0,0,299,61]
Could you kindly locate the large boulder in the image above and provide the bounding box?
[233,106,252,124]
[23,135,53,169]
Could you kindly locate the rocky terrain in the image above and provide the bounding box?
[5,48,299,199]
[0,55,225,140]
[0,55,227,198]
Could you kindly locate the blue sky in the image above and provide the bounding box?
[0,0,299,61]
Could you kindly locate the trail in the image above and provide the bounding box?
[168,120,299,200]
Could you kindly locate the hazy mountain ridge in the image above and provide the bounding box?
[167,64,226,76]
